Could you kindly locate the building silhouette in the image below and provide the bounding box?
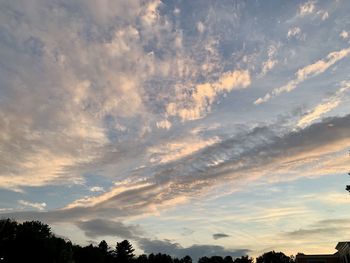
[296,242,350,263]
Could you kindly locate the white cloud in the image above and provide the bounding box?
[340,30,349,39]
[299,1,316,16]
[156,119,172,130]
[260,59,278,77]
[255,47,350,104]
[149,136,221,164]
[18,200,47,211]
[197,21,205,33]
[318,10,329,20]
[297,81,350,128]
[167,70,251,121]
[259,44,279,77]
[90,186,105,192]
[287,27,302,38]
[0,0,191,190]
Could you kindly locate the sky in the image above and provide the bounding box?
[0,0,350,260]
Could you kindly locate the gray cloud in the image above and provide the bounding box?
[2,114,350,224]
[213,233,230,240]
[286,227,341,238]
[285,218,350,239]
[76,219,143,239]
[138,238,250,261]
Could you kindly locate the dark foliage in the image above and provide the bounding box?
[256,251,294,263]
[0,218,73,263]
[115,240,135,263]
[198,255,254,263]
[0,218,295,263]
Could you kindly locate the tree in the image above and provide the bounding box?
[99,240,109,253]
[224,256,234,263]
[233,256,254,263]
[346,151,349,193]
[208,256,224,263]
[256,251,294,263]
[0,219,74,263]
[136,254,148,263]
[181,255,192,263]
[115,240,135,263]
[198,257,211,263]
[0,219,18,262]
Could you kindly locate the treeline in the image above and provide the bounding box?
[0,219,295,263]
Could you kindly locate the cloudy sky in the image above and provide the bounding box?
[1,0,350,259]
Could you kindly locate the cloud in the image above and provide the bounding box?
[285,218,350,239]
[138,238,250,261]
[298,1,316,16]
[148,136,221,164]
[286,227,341,238]
[317,10,329,21]
[156,119,172,130]
[297,81,350,128]
[167,70,251,121]
[340,31,349,40]
[255,47,350,104]
[76,219,143,239]
[287,27,302,39]
[260,59,278,77]
[1,1,350,256]
[18,200,47,211]
[0,0,189,190]
[259,44,279,77]
[312,192,350,205]
[213,233,230,240]
[3,114,350,225]
[197,22,206,33]
[90,186,105,192]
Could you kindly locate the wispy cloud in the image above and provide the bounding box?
[4,114,350,225]
[167,70,251,121]
[1,0,350,256]
[18,200,47,211]
[148,136,220,164]
[297,81,350,128]
[285,218,350,239]
[255,47,350,105]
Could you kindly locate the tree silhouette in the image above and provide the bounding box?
[0,219,18,262]
[233,255,253,263]
[136,254,148,263]
[115,240,135,263]
[346,150,350,193]
[181,255,193,263]
[0,218,301,263]
[99,240,109,253]
[256,251,294,263]
[224,256,234,263]
[0,219,74,263]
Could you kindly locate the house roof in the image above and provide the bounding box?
[336,242,350,251]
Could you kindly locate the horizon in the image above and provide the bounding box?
[0,0,350,260]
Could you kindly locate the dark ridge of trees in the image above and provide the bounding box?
[0,218,295,263]
[256,251,294,263]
